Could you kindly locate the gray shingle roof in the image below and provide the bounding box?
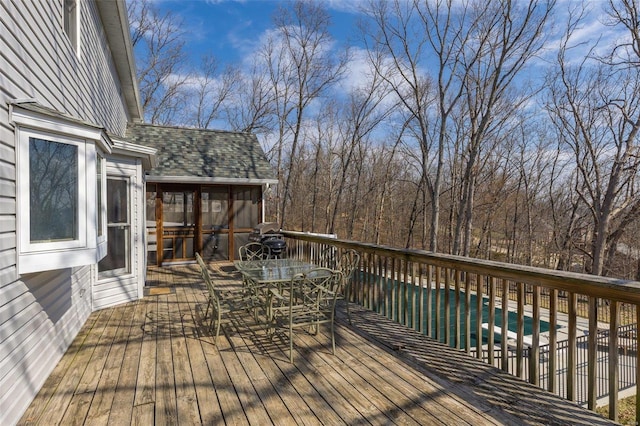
[125,124,276,183]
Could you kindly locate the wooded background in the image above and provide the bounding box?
[128,0,640,280]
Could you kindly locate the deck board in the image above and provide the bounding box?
[18,263,618,426]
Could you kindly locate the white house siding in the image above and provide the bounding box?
[93,156,145,310]
[0,1,135,424]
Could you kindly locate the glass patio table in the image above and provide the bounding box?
[233,258,320,285]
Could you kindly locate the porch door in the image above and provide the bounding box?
[160,187,197,264]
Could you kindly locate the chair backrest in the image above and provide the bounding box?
[319,246,338,269]
[196,252,220,306]
[238,242,271,261]
[289,268,343,309]
[338,250,360,282]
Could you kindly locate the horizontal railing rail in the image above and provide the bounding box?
[281,230,640,423]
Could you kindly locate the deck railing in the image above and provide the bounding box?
[281,230,640,422]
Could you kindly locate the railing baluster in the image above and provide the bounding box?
[587,296,598,410]
[436,266,442,341]
[464,270,471,354]
[384,256,390,319]
[487,276,496,366]
[501,279,509,372]
[412,262,419,332]
[419,263,425,335]
[403,259,409,327]
[568,292,577,402]
[444,268,451,346]
[392,257,398,323]
[476,274,483,360]
[548,289,558,393]
[608,300,619,422]
[426,264,433,338]
[517,282,525,379]
[455,269,461,350]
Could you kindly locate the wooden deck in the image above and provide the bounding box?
[18,263,616,425]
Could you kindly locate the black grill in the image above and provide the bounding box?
[248,222,286,257]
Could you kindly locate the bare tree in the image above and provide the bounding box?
[188,55,239,129]
[451,0,554,256]
[545,0,640,276]
[226,59,276,134]
[127,0,191,124]
[363,0,438,250]
[261,1,348,228]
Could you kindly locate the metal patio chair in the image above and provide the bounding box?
[196,252,249,343]
[238,242,272,261]
[266,268,343,363]
[336,250,360,324]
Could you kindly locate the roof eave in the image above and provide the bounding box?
[146,176,279,185]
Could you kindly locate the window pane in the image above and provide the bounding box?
[202,187,228,230]
[107,179,128,223]
[29,137,78,242]
[98,226,129,273]
[99,178,130,275]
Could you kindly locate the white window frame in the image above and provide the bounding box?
[19,129,89,253]
[12,105,111,274]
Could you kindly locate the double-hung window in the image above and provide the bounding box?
[12,103,110,274]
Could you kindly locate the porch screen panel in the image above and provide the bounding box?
[232,186,260,229]
[202,187,228,229]
[202,186,229,260]
[163,191,194,227]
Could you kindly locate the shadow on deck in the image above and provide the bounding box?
[18,263,616,425]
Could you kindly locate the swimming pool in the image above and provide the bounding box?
[369,280,553,349]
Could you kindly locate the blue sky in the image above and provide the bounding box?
[146,0,619,79]
[150,0,365,68]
